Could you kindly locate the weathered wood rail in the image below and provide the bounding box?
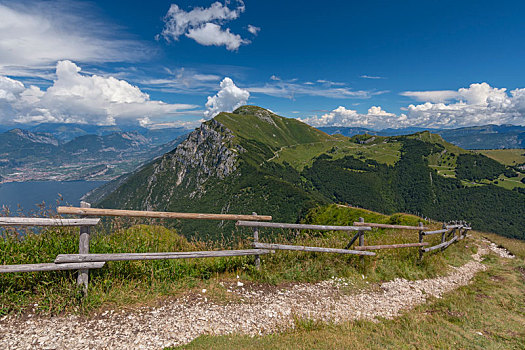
[354,242,429,250]
[353,222,429,230]
[237,220,375,258]
[420,221,471,257]
[1,204,275,295]
[55,249,274,263]
[0,262,105,273]
[2,203,472,295]
[0,215,105,279]
[57,206,272,221]
[349,219,470,260]
[253,242,374,256]
[0,218,100,226]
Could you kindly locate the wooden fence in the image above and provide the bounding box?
[1,203,471,294]
[0,215,106,276]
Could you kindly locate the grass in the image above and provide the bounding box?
[172,252,525,350]
[429,165,456,177]
[0,206,471,316]
[272,140,401,171]
[215,107,331,151]
[476,149,525,166]
[477,231,525,259]
[460,173,525,190]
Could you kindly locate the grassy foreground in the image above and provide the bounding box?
[0,206,470,316]
[172,252,525,350]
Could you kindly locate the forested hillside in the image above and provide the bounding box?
[94,106,525,240]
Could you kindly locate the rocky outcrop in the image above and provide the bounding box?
[144,119,242,204]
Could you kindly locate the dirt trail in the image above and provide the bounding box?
[0,241,512,350]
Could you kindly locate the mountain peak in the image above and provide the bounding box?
[8,128,59,146]
[232,105,274,116]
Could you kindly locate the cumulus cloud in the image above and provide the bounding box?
[0,60,197,125]
[186,23,248,51]
[300,106,404,130]
[160,1,251,51]
[302,82,525,130]
[401,83,525,128]
[0,1,151,76]
[204,77,250,118]
[247,25,260,35]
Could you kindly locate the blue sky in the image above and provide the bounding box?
[0,0,524,129]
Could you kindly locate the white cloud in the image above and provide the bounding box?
[300,106,403,130]
[186,23,249,51]
[193,74,221,82]
[360,75,385,80]
[139,67,224,95]
[316,79,346,86]
[401,90,459,103]
[0,76,25,101]
[401,83,525,128]
[0,1,151,76]
[302,82,525,130]
[0,60,197,125]
[204,77,250,118]
[247,78,384,99]
[160,1,251,51]
[247,25,260,35]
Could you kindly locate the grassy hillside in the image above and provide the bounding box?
[477,148,525,166]
[216,106,332,150]
[96,106,525,241]
[97,107,332,240]
[272,138,401,171]
[303,138,525,239]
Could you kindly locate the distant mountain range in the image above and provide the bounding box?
[0,126,190,182]
[318,124,525,149]
[0,119,523,184]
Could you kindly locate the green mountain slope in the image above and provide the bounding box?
[216,106,332,149]
[95,106,525,240]
[97,107,330,239]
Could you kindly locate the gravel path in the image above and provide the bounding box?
[0,242,509,349]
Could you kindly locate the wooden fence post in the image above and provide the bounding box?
[252,212,260,271]
[359,217,365,266]
[77,201,91,295]
[440,222,447,252]
[418,222,424,261]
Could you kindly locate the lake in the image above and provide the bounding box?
[0,181,106,215]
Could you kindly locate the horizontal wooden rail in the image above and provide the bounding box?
[0,262,105,273]
[353,222,428,230]
[55,249,273,263]
[253,242,375,256]
[422,236,459,252]
[58,207,272,221]
[237,221,370,231]
[354,242,429,250]
[0,217,100,227]
[422,229,448,235]
[446,224,464,229]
